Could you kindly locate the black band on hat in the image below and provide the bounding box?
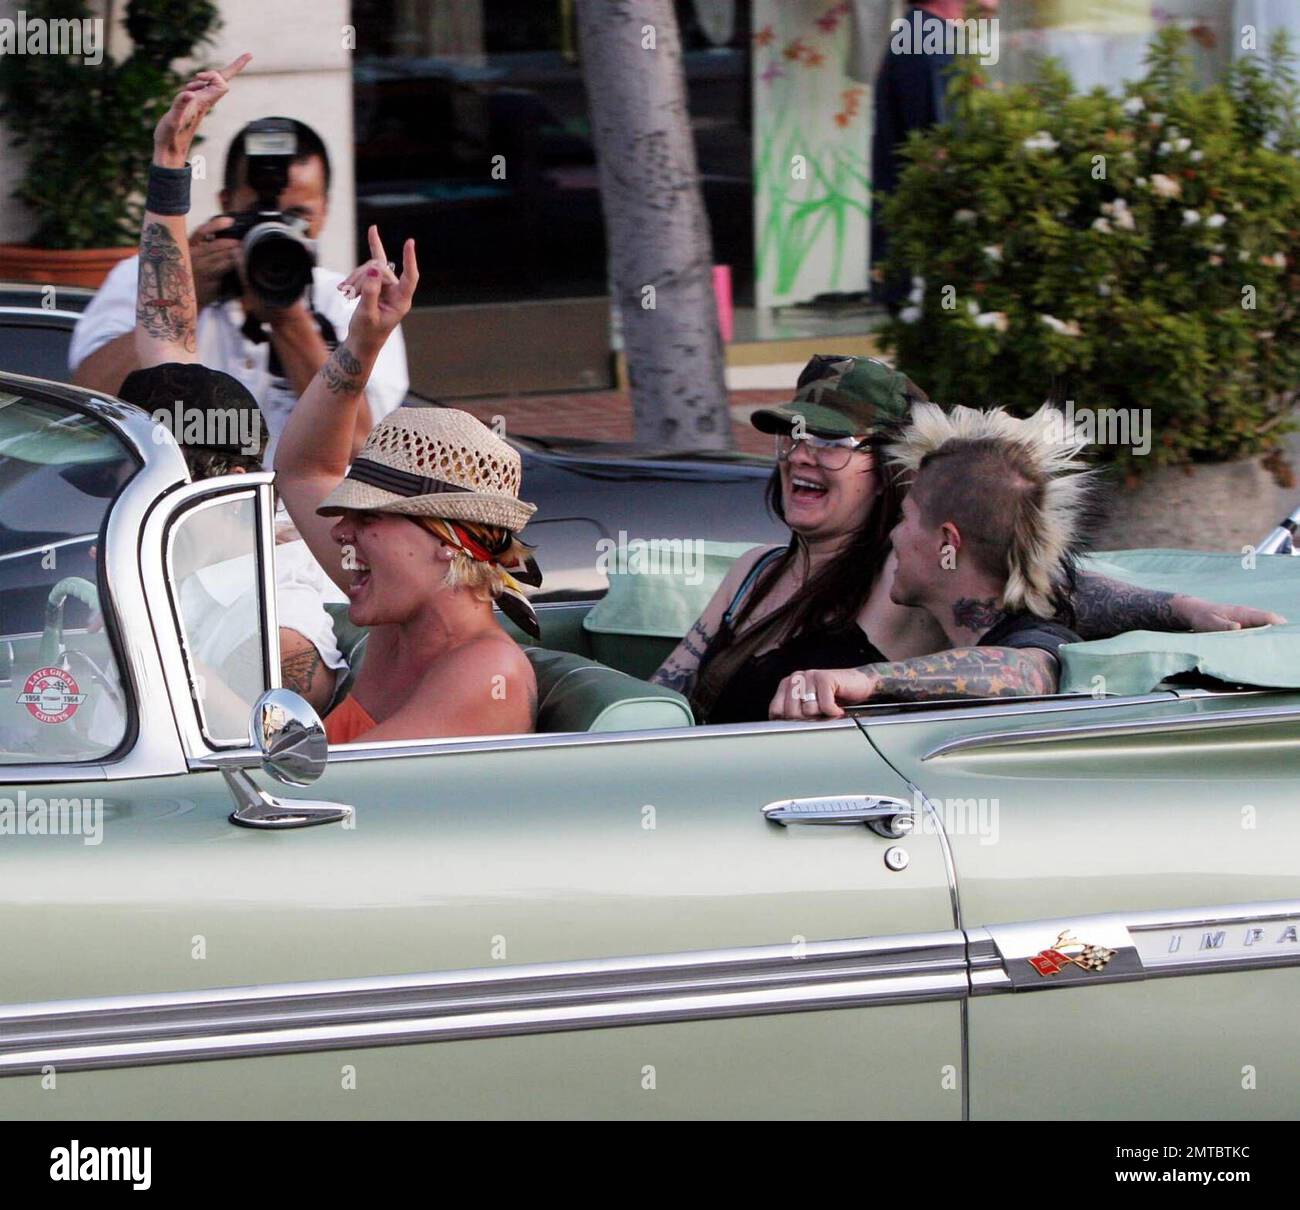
[346,457,473,499]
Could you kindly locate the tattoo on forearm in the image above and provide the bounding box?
[1068,573,1178,638]
[281,645,324,698]
[651,619,712,695]
[862,646,1058,701]
[137,221,196,352]
[317,345,366,396]
[952,596,1008,634]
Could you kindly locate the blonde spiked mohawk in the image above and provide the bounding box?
[886,403,1096,618]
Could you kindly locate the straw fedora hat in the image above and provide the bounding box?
[317,406,536,533]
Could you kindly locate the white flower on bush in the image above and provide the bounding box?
[1092,217,1113,234]
[1260,252,1287,269]
[1191,149,1203,162]
[1040,314,1082,337]
[1149,112,1165,127]
[1022,131,1059,153]
[966,299,980,317]
[1173,137,1191,153]
[1167,125,1181,138]
[1101,199,1136,230]
[1182,209,1201,226]
[982,244,1003,263]
[1150,173,1182,199]
[908,275,925,306]
[954,208,977,223]
[1157,141,1172,155]
[973,311,1008,332]
[1122,96,1145,116]
[1097,280,1113,297]
[1206,213,1226,229]
[899,306,922,324]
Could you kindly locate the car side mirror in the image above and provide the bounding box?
[249,688,328,787]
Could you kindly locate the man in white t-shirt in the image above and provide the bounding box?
[70,116,408,468]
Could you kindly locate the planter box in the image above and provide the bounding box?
[1092,457,1281,552]
[0,245,135,289]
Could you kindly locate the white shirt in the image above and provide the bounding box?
[69,257,410,468]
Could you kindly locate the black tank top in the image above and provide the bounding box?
[696,549,886,725]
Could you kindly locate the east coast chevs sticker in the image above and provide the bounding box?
[16,666,87,724]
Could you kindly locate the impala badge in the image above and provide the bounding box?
[1028,931,1117,977]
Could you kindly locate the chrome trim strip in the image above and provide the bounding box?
[971,900,1300,994]
[921,703,1300,761]
[0,306,85,322]
[324,715,864,762]
[0,930,969,1075]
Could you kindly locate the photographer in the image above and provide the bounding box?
[70,115,408,464]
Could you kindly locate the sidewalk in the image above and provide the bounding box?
[456,388,788,457]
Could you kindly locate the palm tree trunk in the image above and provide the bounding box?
[575,0,733,450]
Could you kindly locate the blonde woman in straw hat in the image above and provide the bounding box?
[276,227,541,743]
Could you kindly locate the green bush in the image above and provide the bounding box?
[0,0,219,249]
[879,28,1300,476]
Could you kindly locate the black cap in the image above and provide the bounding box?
[118,363,267,459]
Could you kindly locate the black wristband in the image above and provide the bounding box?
[145,163,192,216]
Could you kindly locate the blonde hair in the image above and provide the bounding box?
[414,516,531,603]
[887,403,1095,618]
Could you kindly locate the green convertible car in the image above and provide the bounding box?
[1,374,1298,1121]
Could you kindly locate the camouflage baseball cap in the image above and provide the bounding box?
[750,355,927,440]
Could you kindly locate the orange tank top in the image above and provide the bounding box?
[324,694,377,744]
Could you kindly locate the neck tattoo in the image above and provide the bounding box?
[952,596,1008,634]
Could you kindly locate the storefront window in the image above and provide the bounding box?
[351,0,753,306]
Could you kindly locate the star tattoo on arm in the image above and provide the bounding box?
[859,646,1060,702]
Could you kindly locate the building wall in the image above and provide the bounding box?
[0,0,358,273]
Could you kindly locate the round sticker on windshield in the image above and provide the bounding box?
[17,666,87,724]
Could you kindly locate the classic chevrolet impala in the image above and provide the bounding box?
[1,373,1297,1121]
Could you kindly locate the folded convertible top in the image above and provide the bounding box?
[584,542,1300,696]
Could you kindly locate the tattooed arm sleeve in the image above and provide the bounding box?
[1067,572,1180,638]
[863,646,1060,701]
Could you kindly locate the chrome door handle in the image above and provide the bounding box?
[762,795,914,838]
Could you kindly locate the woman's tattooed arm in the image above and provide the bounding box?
[317,344,366,396]
[651,617,714,695]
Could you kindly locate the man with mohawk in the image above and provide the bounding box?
[770,403,1095,719]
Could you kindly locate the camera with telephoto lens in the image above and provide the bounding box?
[219,118,317,309]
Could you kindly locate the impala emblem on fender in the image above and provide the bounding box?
[1028,931,1118,977]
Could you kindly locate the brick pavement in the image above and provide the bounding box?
[456,389,788,456]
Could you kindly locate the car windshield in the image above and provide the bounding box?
[0,391,138,763]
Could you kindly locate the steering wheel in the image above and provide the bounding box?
[39,577,101,665]
[33,577,126,750]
